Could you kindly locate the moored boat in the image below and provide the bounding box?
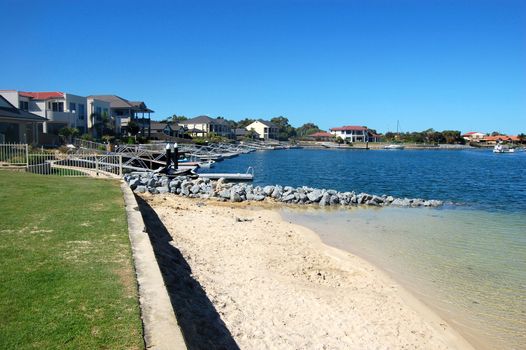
[493,143,515,153]
[384,144,405,150]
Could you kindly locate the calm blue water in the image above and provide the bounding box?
[200,149,526,212]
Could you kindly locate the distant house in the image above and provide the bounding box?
[0,90,88,135]
[0,95,46,144]
[307,131,333,141]
[179,116,232,138]
[481,135,519,144]
[462,132,485,143]
[150,121,186,139]
[245,120,278,140]
[87,95,154,137]
[329,125,380,142]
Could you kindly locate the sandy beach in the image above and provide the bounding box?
[138,193,474,350]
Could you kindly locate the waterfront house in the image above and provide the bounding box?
[0,95,47,144]
[245,120,278,140]
[0,90,88,136]
[307,131,334,141]
[482,135,520,144]
[87,95,154,137]
[329,125,380,142]
[150,121,187,139]
[462,131,485,143]
[179,116,232,138]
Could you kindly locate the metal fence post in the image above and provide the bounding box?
[95,155,99,176]
[119,155,123,177]
[25,144,29,170]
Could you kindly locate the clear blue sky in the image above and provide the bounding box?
[1,0,525,134]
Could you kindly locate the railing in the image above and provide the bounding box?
[0,143,122,177]
[0,143,28,166]
[73,138,107,152]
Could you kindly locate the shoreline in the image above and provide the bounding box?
[141,193,474,349]
[279,206,495,350]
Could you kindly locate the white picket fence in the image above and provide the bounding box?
[1,144,122,178]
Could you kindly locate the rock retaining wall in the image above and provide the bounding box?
[124,172,443,208]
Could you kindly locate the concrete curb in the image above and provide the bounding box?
[121,183,187,350]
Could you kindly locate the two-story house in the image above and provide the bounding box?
[245,120,278,140]
[179,116,232,138]
[329,125,380,142]
[87,95,154,137]
[0,90,88,135]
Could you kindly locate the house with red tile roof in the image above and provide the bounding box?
[461,131,485,142]
[329,125,380,142]
[306,131,333,141]
[481,135,521,144]
[0,90,88,136]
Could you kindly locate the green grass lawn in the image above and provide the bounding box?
[0,171,143,349]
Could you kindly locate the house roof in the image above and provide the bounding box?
[462,131,483,136]
[0,95,47,122]
[19,91,64,100]
[330,125,368,131]
[483,135,512,141]
[87,95,132,108]
[255,120,277,128]
[309,132,333,138]
[150,121,168,129]
[87,95,154,112]
[183,115,229,125]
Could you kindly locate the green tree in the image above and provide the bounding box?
[127,121,140,139]
[235,118,256,129]
[270,116,296,141]
[243,128,259,140]
[170,114,188,123]
[58,127,80,144]
[296,123,321,138]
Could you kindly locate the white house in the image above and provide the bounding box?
[245,120,278,140]
[461,131,485,143]
[329,125,380,142]
[179,116,232,138]
[0,91,89,135]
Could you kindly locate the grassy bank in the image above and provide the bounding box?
[0,171,143,349]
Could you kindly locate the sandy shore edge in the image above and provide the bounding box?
[141,194,475,349]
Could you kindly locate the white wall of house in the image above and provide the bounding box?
[87,97,111,134]
[245,121,277,140]
[330,129,368,142]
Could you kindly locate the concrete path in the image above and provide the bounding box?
[121,183,187,350]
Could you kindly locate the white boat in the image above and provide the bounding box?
[493,143,515,153]
[385,120,405,150]
[384,144,405,150]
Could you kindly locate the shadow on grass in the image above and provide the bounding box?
[135,195,240,350]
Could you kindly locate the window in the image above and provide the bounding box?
[77,104,85,120]
[69,102,76,113]
[19,101,29,111]
[49,102,64,112]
